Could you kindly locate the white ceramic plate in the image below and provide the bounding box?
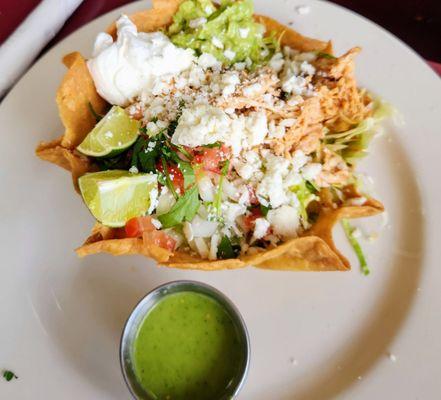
[1,1,440,398]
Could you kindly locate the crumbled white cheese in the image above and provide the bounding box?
[269,52,284,72]
[212,36,224,49]
[261,48,270,58]
[173,105,269,156]
[267,205,300,237]
[197,53,222,70]
[237,187,250,206]
[221,202,247,226]
[147,185,159,215]
[151,218,162,229]
[256,153,303,209]
[239,28,250,38]
[301,163,322,180]
[128,166,139,174]
[268,120,286,139]
[171,104,231,147]
[220,71,240,97]
[223,49,236,60]
[256,154,289,208]
[234,150,262,180]
[233,62,246,71]
[253,218,270,239]
[189,17,207,29]
[300,60,316,75]
[296,5,311,15]
[282,75,308,95]
[243,83,262,97]
[292,150,309,171]
[242,111,268,147]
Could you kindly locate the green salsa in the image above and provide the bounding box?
[133,291,244,399]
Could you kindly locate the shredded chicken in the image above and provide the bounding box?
[316,147,351,186]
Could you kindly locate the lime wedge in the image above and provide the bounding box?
[78,170,158,227]
[77,106,140,157]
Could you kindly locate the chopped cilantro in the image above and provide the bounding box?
[204,142,222,148]
[305,180,319,194]
[158,185,200,228]
[161,158,178,200]
[317,52,337,60]
[260,204,271,217]
[217,236,241,259]
[2,370,18,382]
[280,91,289,101]
[130,134,161,173]
[174,144,193,161]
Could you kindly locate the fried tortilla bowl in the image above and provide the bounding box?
[36,0,384,271]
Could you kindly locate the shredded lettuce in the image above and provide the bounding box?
[214,160,229,217]
[290,180,318,227]
[341,219,370,275]
[324,99,394,166]
[168,0,278,67]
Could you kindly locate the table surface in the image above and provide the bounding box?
[1,0,440,64]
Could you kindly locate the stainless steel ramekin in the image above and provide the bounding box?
[120,280,250,400]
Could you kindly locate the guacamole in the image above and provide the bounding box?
[168,0,278,67]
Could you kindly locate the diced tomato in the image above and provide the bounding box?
[156,161,185,194]
[143,231,176,251]
[192,145,231,174]
[242,207,263,229]
[125,216,156,238]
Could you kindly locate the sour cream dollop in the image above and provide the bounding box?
[87,15,194,106]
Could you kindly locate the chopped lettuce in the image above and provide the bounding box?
[341,219,370,275]
[213,160,229,217]
[291,180,318,227]
[168,0,278,67]
[324,99,394,165]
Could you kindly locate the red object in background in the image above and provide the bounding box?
[0,0,133,45]
[0,0,41,44]
[0,0,440,74]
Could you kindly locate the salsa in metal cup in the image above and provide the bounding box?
[120,281,250,400]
